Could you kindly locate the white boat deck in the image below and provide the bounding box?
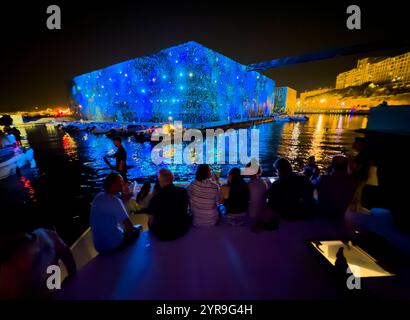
[56,210,410,300]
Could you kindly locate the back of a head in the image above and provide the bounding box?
[275,157,292,175]
[103,172,121,192]
[113,136,122,143]
[228,167,242,183]
[195,164,210,181]
[228,167,247,193]
[332,155,349,173]
[158,168,174,187]
[113,136,122,146]
[227,167,249,210]
[307,156,316,165]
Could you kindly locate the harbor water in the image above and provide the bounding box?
[0,114,367,245]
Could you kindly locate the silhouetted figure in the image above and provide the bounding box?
[105,136,127,181]
[148,169,191,240]
[220,167,249,225]
[267,158,314,221]
[335,247,349,285]
[303,155,320,183]
[316,155,358,219]
[335,247,348,272]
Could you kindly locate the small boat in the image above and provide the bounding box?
[273,115,309,122]
[89,125,110,135]
[289,115,309,122]
[61,124,82,133]
[0,144,36,180]
[273,116,292,122]
[133,131,151,143]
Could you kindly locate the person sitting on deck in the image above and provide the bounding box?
[244,161,278,232]
[0,220,76,299]
[316,155,359,219]
[187,164,220,227]
[90,173,142,254]
[220,167,249,226]
[303,155,320,185]
[148,169,191,240]
[267,157,314,221]
[135,181,153,213]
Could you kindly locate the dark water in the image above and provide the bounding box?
[1,114,367,245]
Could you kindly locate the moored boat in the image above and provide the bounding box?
[0,144,35,180]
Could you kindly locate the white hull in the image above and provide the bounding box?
[0,148,35,180]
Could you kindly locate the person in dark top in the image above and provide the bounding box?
[349,137,372,212]
[303,155,320,183]
[267,157,314,221]
[316,155,358,219]
[105,136,127,181]
[350,137,371,182]
[220,167,249,225]
[148,169,191,240]
[135,181,153,212]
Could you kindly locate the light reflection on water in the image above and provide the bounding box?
[272,114,366,171]
[36,114,365,184]
[1,114,366,245]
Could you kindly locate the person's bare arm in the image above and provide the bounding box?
[220,185,228,204]
[122,181,133,203]
[118,159,125,172]
[215,185,221,206]
[121,218,141,238]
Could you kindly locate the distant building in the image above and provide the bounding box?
[274,86,297,114]
[71,41,275,124]
[336,51,410,89]
[299,87,332,108]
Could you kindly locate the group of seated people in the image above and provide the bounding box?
[0,152,367,298]
[90,153,363,255]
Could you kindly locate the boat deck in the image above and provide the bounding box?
[57,210,410,300]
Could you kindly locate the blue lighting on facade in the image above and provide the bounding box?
[72,41,275,124]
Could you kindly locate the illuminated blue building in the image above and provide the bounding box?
[71,41,275,124]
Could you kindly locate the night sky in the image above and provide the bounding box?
[0,0,408,112]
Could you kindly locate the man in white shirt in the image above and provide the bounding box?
[90,173,142,254]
